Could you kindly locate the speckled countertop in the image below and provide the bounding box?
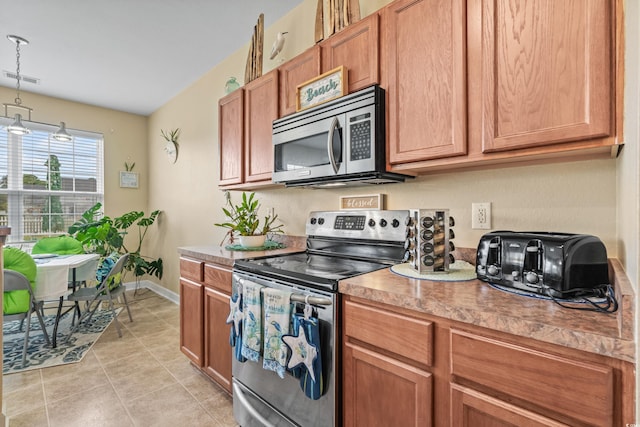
[177,235,306,268]
[340,249,635,363]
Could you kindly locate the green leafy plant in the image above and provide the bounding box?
[214,192,283,243]
[68,203,163,282]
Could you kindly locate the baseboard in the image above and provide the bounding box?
[124,280,179,305]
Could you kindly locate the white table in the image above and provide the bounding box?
[33,253,100,347]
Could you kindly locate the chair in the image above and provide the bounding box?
[66,253,133,339]
[31,236,84,256]
[3,270,51,368]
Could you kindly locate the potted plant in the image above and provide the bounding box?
[214,191,283,247]
[68,203,163,285]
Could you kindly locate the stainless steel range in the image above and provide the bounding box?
[231,209,410,427]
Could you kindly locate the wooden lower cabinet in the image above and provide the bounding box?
[343,342,433,427]
[342,296,634,427]
[204,285,232,393]
[179,277,204,367]
[180,257,233,393]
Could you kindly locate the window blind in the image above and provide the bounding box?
[0,118,104,244]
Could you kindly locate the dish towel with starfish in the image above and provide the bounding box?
[262,288,292,378]
[241,280,264,362]
[282,313,324,399]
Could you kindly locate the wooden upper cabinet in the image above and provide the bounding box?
[218,89,244,186]
[477,0,612,153]
[244,69,278,183]
[321,13,380,93]
[279,46,321,117]
[383,0,467,164]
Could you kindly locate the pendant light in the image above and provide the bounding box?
[52,121,73,142]
[3,35,32,135]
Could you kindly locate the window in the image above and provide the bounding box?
[0,119,104,244]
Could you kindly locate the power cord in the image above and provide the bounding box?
[541,284,618,314]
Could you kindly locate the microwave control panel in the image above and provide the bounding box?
[349,113,372,161]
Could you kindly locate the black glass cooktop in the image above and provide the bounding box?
[233,252,390,292]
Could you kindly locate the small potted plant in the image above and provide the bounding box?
[214,191,284,247]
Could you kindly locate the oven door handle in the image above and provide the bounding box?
[327,116,341,174]
[233,382,277,427]
[290,293,332,306]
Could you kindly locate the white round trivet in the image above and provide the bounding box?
[390,260,477,281]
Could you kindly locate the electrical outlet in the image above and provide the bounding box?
[472,202,491,229]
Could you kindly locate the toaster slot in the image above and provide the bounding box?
[522,240,543,287]
[485,237,501,276]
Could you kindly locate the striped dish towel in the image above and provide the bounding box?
[262,288,292,378]
[240,280,263,362]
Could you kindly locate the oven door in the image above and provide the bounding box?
[232,272,338,427]
[273,113,346,183]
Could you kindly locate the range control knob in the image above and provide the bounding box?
[368,219,376,227]
[310,217,317,225]
[379,219,387,227]
[525,272,539,284]
[392,219,400,228]
[487,265,499,276]
[318,218,325,225]
[449,217,456,227]
[449,229,455,239]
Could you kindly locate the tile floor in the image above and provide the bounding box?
[3,289,237,427]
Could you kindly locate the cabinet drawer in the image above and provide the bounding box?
[180,257,204,282]
[204,263,232,294]
[450,329,614,426]
[343,299,433,367]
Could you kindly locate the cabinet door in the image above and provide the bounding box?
[450,385,569,427]
[244,69,278,183]
[279,46,321,117]
[321,13,379,93]
[477,0,611,153]
[204,286,232,394]
[343,343,432,427]
[179,278,204,367]
[384,0,467,164]
[218,89,244,186]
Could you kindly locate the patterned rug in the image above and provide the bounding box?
[3,308,119,375]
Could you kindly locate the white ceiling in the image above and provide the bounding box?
[0,0,304,116]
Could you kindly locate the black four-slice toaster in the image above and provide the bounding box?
[476,231,610,298]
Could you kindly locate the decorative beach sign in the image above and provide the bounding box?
[296,66,347,112]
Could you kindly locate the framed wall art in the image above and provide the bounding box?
[119,171,139,189]
[340,194,384,210]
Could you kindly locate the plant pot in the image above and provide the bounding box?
[238,234,267,248]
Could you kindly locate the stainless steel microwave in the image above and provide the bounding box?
[272,85,411,188]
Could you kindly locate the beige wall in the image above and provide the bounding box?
[0,86,148,219]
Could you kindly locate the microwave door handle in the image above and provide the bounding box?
[327,116,340,174]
